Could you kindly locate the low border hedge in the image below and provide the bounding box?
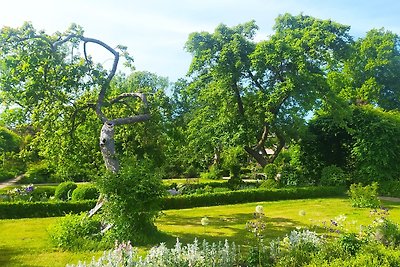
[0,200,96,219]
[161,186,346,210]
[0,186,346,219]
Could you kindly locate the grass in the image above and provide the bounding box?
[0,217,103,267]
[1,197,400,266]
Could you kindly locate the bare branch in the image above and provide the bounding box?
[109,114,151,126]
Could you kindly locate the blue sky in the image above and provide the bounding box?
[1,0,400,82]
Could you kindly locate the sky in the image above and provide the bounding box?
[1,0,400,82]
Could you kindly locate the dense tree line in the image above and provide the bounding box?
[0,13,399,185]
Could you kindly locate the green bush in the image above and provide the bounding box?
[21,161,56,184]
[379,181,400,198]
[348,182,380,208]
[339,233,362,255]
[0,200,96,219]
[97,160,165,244]
[320,165,349,186]
[260,179,280,189]
[54,181,77,201]
[200,165,223,180]
[263,164,278,180]
[162,186,346,210]
[0,169,15,182]
[49,212,103,250]
[71,184,99,201]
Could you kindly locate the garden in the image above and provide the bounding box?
[1,12,400,267]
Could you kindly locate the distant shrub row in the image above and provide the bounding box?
[161,186,346,210]
[0,186,346,219]
[0,200,96,219]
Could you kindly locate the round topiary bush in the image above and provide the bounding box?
[54,181,77,201]
[71,184,100,201]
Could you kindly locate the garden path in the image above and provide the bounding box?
[0,174,24,189]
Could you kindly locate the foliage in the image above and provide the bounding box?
[0,200,96,219]
[269,229,322,266]
[300,106,400,184]
[162,186,346,210]
[379,180,400,197]
[338,233,362,255]
[200,164,223,180]
[67,239,239,267]
[331,28,400,110]
[5,184,35,201]
[263,164,278,180]
[0,127,24,181]
[72,184,100,201]
[0,169,14,182]
[348,182,380,208]
[350,106,400,182]
[180,13,353,170]
[320,165,349,186]
[299,114,353,183]
[49,212,103,250]
[259,179,280,189]
[96,159,165,244]
[54,181,78,201]
[20,161,56,183]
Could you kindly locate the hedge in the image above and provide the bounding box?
[0,200,96,219]
[161,186,346,210]
[0,186,346,219]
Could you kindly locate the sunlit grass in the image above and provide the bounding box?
[1,197,400,266]
[157,198,400,246]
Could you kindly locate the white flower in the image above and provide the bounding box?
[201,217,210,226]
[255,205,264,214]
[335,214,347,223]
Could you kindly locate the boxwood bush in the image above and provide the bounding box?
[71,184,99,201]
[54,181,77,201]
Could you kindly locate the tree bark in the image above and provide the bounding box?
[99,122,119,174]
[244,146,268,167]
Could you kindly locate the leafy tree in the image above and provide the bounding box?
[182,14,353,167]
[300,106,400,184]
[330,28,400,110]
[0,23,165,244]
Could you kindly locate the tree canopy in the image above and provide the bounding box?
[181,13,353,167]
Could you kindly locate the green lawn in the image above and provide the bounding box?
[1,197,400,266]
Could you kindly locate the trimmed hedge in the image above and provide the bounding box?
[0,186,346,219]
[161,186,346,210]
[72,185,99,201]
[0,200,96,219]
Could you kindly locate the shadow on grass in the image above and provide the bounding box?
[0,246,28,267]
[156,212,328,248]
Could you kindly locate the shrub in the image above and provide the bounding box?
[263,164,278,180]
[96,159,165,244]
[372,218,400,247]
[0,169,15,182]
[320,165,348,186]
[0,200,96,219]
[348,182,380,208]
[49,212,103,250]
[54,181,78,201]
[339,233,362,255]
[162,186,346,210]
[21,161,56,184]
[200,165,223,180]
[72,184,99,201]
[260,179,280,189]
[379,180,400,198]
[67,239,240,267]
